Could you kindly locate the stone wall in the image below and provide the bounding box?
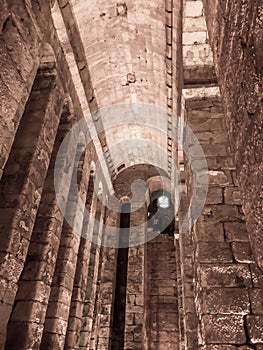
[146,234,179,349]
[179,92,263,348]
[0,1,102,349]
[0,0,262,349]
[202,0,263,269]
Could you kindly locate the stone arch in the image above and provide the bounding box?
[40,43,56,65]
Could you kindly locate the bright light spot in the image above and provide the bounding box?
[157,195,170,209]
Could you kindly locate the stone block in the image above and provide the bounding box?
[0,278,17,305]
[205,346,237,350]
[6,321,43,349]
[250,265,263,288]
[208,170,233,186]
[67,316,81,331]
[225,222,249,242]
[198,242,233,263]
[246,315,263,343]
[232,242,254,263]
[224,187,242,205]
[0,303,12,331]
[184,16,207,32]
[184,65,217,85]
[16,280,50,304]
[11,300,46,323]
[185,1,203,18]
[206,187,223,204]
[45,300,70,320]
[187,113,223,131]
[183,43,214,67]
[201,205,241,222]
[202,288,250,314]
[202,314,246,343]
[0,252,24,284]
[205,156,235,170]
[185,329,198,348]
[184,297,196,313]
[183,31,207,45]
[200,264,252,288]
[195,220,225,242]
[185,313,198,331]
[64,330,78,348]
[194,129,228,143]
[249,289,263,314]
[43,316,68,335]
[184,282,194,298]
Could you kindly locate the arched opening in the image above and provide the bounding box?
[147,190,175,236]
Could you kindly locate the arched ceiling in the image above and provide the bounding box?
[70,0,167,107]
[51,0,181,191]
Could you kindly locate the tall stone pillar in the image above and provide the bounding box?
[95,207,120,350]
[0,58,64,349]
[4,97,76,349]
[124,205,146,350]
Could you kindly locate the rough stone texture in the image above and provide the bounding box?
[77,198,105,350]
[203,0,263,269]
[64,174,98,350]
[124,207,146,350]
[40,161,93,349]
[183,0,216,88]
[146,234,179,350]
[179,93,263,348]
[246,316,263,344]
[94,209,120,350]
[0,0,51,181]
[0,0,262,349]
[5,97,77,349]
[0,49,65,347]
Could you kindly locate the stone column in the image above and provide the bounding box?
[123,205,146,350]
[64,173,95,349]
[95,208,120,350]
[4,97,76,349]
[0,61,64,348]
[77,200,105,350]
[178,192,199,349]
[0,1,50,180]
[40,147,91,349]
[146,234,179,350]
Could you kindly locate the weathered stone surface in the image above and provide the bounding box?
[0,1,262,350]
[249,289,263,315]
[203,0,263,270]
[225,222,249,242]
[232,242,254,263]
[198,242,233,263]
[202,315,246,344]
[195,220,225,242]
[246,315,263,343]
[200,264,252,288]
[146,234,179,349]
[202,288,250,314]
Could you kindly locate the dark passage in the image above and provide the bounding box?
[111,202,131,350]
